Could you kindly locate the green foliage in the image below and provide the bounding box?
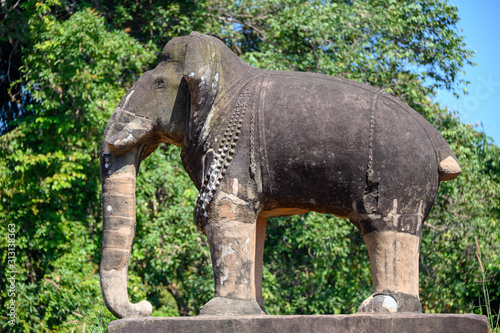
[421,108,500,314]
[1,1,155,331]
[1,1,499,332]
[263,213,372,314]
[206,0,475,103]
[92,0,209,47]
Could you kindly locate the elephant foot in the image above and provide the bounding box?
[357,291,422,313]
[199,297,266,316]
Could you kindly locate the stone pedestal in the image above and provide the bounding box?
[109,313,488,333]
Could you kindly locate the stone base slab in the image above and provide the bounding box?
[109,313,488,333]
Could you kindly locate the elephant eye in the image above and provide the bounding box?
[156,79,165,89]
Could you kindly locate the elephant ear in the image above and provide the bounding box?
[183,32,221,139]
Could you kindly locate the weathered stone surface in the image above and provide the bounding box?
[108,314,488,333]
[99,31,463,318]
[199,297,265,316]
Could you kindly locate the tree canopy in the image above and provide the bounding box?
[1,1,498,332]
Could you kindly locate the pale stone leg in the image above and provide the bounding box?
[199,189,267,315]
[358,231,422,313]
[254,216,267,308]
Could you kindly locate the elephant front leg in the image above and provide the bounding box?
[199,188,267,316]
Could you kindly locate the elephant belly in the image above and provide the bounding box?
[258,71,439,220]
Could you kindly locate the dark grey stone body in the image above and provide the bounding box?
[99,32,461,319]
[183,68,449,236]
[261,71,445,234]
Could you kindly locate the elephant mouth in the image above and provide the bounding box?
[105,108,158,156]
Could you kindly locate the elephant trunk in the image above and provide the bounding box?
[100,146,152,318]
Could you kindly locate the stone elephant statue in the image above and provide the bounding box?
[100,32,461,318]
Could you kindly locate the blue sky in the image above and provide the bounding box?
[435,0,500,145]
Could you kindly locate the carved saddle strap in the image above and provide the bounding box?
[194,77,261,230]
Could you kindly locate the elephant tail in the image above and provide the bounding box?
[425,123,461,182]
[438,155,461,181]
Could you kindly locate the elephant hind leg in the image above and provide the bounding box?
[351,200,426,313]
[358,230,422,313]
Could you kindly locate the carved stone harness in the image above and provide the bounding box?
[193,85,255,229]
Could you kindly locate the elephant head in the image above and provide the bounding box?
[99,32,248,318]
